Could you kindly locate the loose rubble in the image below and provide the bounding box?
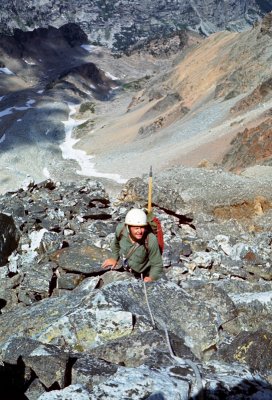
[0,169,271,399]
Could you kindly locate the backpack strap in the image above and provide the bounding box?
[144,235,149,252]
[125,242,140,260]
[117,223,126,241]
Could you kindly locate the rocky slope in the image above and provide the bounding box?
[0,0,272,51]
[83,12,272,179]
[0,171,271,398]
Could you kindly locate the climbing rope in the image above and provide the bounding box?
[142,274,156,328]
[142,277,203,398]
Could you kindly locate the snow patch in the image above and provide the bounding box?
[0,100,36,118]
[0,67,14,75]
[0,107,13,118]
[60,104,126,184]
[81,44,96,53]
[23,59,36,66]
[105,71,119,81]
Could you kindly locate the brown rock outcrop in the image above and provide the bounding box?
[222,118,272,171]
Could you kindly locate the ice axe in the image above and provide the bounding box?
[147,165,153,214]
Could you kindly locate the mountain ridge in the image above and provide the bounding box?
[0,0,272,51]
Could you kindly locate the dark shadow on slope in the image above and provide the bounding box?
[255,0,272,14]
[192,377,272,400]
[0,24,89,86]
[145,377,272,399]
[0,23,120,151]
[0,358,29,400]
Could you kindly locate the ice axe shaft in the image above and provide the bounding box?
[147,166,153,213]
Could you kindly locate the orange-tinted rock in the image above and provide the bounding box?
[222,118,272,171]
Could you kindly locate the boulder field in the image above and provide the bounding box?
[0,167,271,399]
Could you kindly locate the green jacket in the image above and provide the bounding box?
[111,223,163,281]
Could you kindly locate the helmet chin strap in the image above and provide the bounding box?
[127,225,136,242]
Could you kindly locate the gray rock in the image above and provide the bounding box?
[90,328,197,371]
[202,359,272,399]
[215,330,272,379]
[228,289,272,332]
[56,245,111,274]
[0,282,140,353]
[101,280,220,359]
[38,384,90,400]
[118,168,272,234]
[58,273,84,290]
[18,261,54,303]
[71,353,118,389]
[2,337,69,389]
[25,378,46,400]
[87,365,190,400]
[0,287,18,312]
[191,251,221,269]
[180,282,237,330]
[0,0,268,52]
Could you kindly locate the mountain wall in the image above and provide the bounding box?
[1,0,272,51]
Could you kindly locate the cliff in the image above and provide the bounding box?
[0,0,271,51]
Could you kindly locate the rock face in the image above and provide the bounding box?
[222,117,272,171]
[118,167,272,233]
[0,0,271,51]
[0,173,271,398]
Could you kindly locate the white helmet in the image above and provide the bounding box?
[125,208,147,226]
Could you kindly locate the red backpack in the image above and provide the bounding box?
[146,213,164,254]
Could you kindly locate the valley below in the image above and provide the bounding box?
[0,16,272,196]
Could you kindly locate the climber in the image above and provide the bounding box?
[102,208,163,282]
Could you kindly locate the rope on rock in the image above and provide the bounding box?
[163,323,203,399]
[143,275,156,328]
[142,278,203,399]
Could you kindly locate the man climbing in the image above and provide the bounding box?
[102,208,163,282]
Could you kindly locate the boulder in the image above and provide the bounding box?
[53,245,111,274]
[215,330,272,379]
[117,168,272,233]
[71,353,118,390]
[2,337,69,390]
[101,280,222,359]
